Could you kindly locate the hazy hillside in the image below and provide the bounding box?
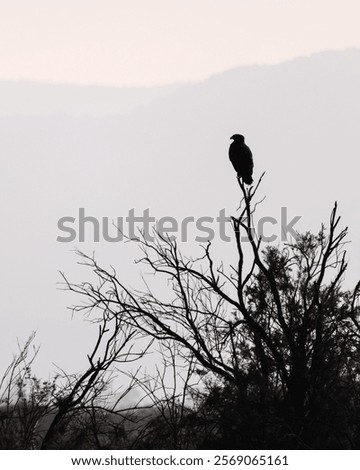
[1,49,359,376]
[0,80,183,117]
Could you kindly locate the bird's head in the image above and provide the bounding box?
[230,134,245,142]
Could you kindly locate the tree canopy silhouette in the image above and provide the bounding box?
[59,176,360,449]
[2,174,360,449]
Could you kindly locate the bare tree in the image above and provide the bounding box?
[39,294,150,449]
[62,176,359,448]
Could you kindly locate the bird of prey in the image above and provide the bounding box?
[229,134,254,185]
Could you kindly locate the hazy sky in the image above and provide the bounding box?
[1,0,359,86]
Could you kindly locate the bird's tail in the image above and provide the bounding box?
[242,175,253,185]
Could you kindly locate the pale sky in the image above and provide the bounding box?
[0,0,359,86]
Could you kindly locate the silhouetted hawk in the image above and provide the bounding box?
[229,134,254,185]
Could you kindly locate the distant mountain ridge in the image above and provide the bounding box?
[1,48,359,118]
[0,80,184,117]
